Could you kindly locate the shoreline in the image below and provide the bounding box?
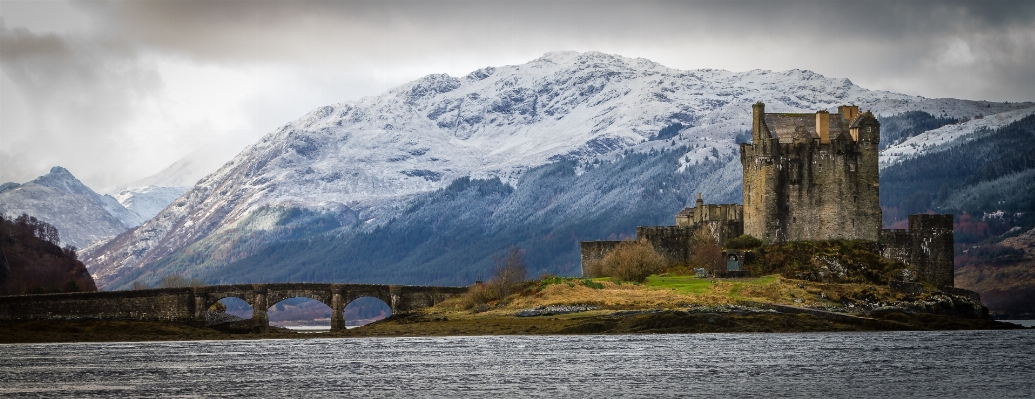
[0,307,1026,344]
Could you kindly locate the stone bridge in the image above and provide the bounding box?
[0,283,468,332]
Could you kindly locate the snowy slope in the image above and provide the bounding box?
[879,106,1035,169]
[82,51,1035,287]
[101,147,238,221]
[110,186,189,222]
[0,167,141,248]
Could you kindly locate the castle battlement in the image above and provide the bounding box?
[675,193,743,226]
[580,102,954,287]
[741,102,882,243]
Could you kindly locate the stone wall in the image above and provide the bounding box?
[741,102,881,243]
[0,288,196,322]
[878,214,955,287]
[580,241,622,277]
[580,220,745,276]
[0,283,468,331]
[637,226,696,265]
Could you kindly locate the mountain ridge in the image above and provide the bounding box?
[79,51,1035,288]
[0,167,142,249]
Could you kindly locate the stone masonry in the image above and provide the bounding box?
[580,102,955,287]
[0,283,467,332]
[878,214,955,288]
[740,103,882,243]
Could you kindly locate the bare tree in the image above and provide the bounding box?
[690,226,724,277]
[489,246,527,300]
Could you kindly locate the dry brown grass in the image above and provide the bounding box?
[435,273,934,318]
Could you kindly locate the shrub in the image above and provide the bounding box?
[598,239,667,283]
[689,227,724,275]
[457,246,528,309]
[583,258,605,279]
[726,234,763,250]
[458,282,498,310]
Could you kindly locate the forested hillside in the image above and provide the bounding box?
[106,148,738,288]
[0,214,97,295]
[103,113,1035,290]
[877,111,959,151]
[880,114,1035,231]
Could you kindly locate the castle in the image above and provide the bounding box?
[741,103,881,242]
[580,102,955,288]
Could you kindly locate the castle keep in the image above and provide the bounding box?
[741,103,882,242]
[580,102,955,287]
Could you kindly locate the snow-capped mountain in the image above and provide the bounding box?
[82,51,1035,288]
[109,186,189,222]
[0,167,143,248]
[880,106,1035,169]
[102,146,240,221]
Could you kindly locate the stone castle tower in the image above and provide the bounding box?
[580,101,954,287]
[740,102,882,243]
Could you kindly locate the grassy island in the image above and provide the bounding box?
[0,273,1021,344]
[0,239,1026,343]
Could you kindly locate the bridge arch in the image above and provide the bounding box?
[344,296,393,327]
[266,289,333,309]
[203,291,254,312]
[267,296,334,329]
[206,297,253,326]
[177,283,467,332]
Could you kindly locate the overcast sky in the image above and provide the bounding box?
[2,0,1033,190]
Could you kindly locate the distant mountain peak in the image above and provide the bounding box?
[28,166,93,196]
[0,167,142,248]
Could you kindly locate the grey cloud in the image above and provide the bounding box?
[0,22,161,188]
[2,0,1032,188]
[74,1,1034,102]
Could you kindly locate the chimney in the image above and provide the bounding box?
[752,102,765,142]
[838,105,859,122]
[816,110,830,144]
[696,193,704,222]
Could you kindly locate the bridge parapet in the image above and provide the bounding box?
[0,283,469,332]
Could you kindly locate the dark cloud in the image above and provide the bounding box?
[1,0,1032,187]
[70,0,1033,101]
[0,22,161,188]
[79,1,1034,58]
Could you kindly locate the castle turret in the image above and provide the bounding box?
[816,110,830,144]
[752,102,766,143]
[838,105,859,124]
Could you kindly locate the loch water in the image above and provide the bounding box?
[1,329,1033,398]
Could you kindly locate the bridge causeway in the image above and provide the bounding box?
[0,283,468,332]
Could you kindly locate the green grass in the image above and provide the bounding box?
[644,274,781,296]
[643,275,715,294]
[728,275,780,299]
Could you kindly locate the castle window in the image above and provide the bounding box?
[849,163,856,172]
[867,126,872,133]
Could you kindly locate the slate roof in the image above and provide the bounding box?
[764,113,851,142]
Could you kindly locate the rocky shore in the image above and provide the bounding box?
[0,276,1026,344]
